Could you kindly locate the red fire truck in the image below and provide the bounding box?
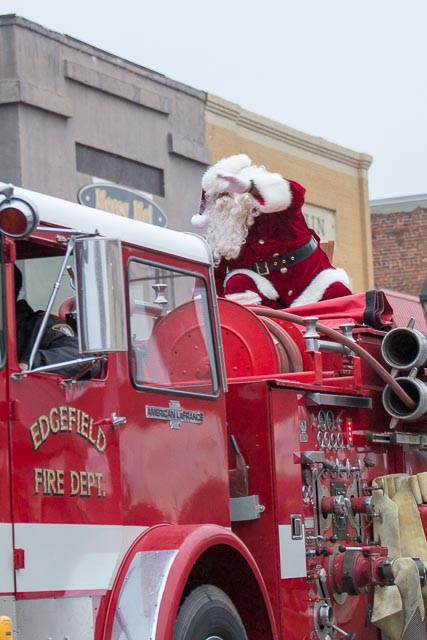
[1,181,427,640]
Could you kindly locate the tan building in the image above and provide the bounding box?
[205,95,373,294]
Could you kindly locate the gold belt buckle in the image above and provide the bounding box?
[255,261,270,276]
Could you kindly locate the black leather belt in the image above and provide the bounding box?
[251,236,318,276]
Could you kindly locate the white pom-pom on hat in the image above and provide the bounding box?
[191,212,208,228]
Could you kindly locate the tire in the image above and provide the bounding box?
[173,584,248,640]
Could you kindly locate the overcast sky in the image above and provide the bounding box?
[2,0,426,200]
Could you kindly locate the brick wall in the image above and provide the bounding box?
[371,205,427,295]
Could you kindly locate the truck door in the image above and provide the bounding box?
[120,256,230,528]
[7,251,126,598]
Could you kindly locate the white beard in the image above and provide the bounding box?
[204,193,260,263]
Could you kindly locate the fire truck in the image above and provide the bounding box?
[0,181,427,640]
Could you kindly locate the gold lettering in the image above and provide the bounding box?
[60,406,70,431]
[29,406,107,453]
[69,470,103,497]
[34,467,65,495]
[133,200,153,224]
[76,408,82,433]
[95,427,106,453]
[95,188,130,217]
[70,470,80,496]
[56,470,65,494]
[46,469,56,494]
[30,423,42,451]
[49,407,60,434]
[95,472,103,497]
[88,418,96,446]
[79,471,88,496]
[79,412,89,438]
[34,467,43,493]
[68,406,77,431]
[38,415,50,444]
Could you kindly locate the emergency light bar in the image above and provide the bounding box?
[0,186,39,239]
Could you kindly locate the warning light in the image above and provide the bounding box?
[346,418,354,446]
[0,196,39,239]
[0,616,12,640]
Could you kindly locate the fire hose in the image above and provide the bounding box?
[251,307,416,411]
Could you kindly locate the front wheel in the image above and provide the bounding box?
[173,584,248,640]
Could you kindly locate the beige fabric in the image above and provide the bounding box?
[392,478,427,563]
[371,473,427,638]
[372,488,401,556]
[372,558,421,640]
[409,475,423,505]
[392,477,427,620]
[371,490,404,637]
[418,472,427,502]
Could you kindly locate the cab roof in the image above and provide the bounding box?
[1,183,212,266]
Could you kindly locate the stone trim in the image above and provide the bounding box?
[167,133,211,165]
[206,94,372,174]
[0,15,205,102]
[0,79,73,117]
[64,60,171,114]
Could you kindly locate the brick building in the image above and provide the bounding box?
[371,195,427,296]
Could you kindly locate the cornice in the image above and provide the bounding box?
[206,94,372,172]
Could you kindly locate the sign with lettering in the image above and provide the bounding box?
[145,400,204,430]
[29,406,107,498]
[303,203,336,242]
[78,183,168,227]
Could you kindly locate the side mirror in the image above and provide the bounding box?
[74,237,128,353]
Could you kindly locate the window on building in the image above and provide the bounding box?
[76,144,164,196]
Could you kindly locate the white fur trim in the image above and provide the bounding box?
[224,268,280,301]
[191,212,208,228]
[202,154,251,195]
[247,171,292,213]
[225,291,262,305]
[290,268,350,307]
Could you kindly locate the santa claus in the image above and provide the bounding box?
[191,154,352,308]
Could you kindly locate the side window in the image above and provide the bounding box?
[128,260,219,397]
[13,246,101,379]
[16,256,75,314]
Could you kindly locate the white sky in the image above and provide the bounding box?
[2,0,426,200]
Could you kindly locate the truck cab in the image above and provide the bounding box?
[0,183,236,639]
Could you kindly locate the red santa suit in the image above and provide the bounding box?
[191,154,351,308]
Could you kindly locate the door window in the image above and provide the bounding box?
[128,260,219,397]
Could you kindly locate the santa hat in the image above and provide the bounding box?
[191,191,208,228]
[202,154,252,194]
[191,155,253,228]
[194,154,293,218]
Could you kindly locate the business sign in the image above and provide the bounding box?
[303,203,336,241]
[78,183,168,227]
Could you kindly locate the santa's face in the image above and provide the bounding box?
[204,192,260,263]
